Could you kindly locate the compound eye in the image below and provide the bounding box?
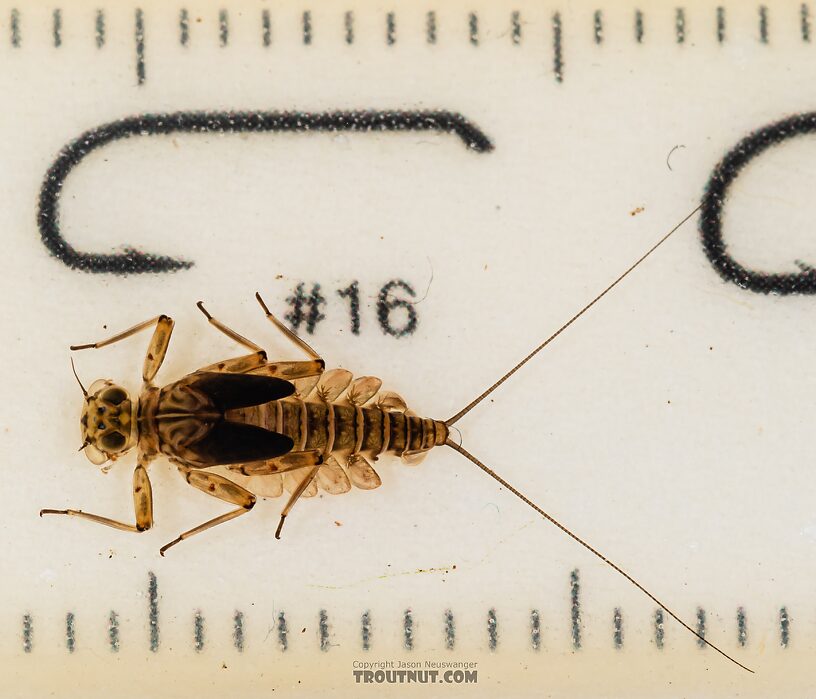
[100,431,126,451]
[101,387,127,406]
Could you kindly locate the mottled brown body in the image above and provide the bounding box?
[46,294,454,555]
[227,397,448,464]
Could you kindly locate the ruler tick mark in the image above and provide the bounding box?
[487,608,498,651]
[634,9,644,43]
[135,8,146,85]
[10,8,20,47]
[194,611,204,652]
[95,10,105,49]
[469,12,478,46]
[22,613,32,653]
[696,607,706,649]
[361,610,371,651]
[66,612,76,653]
[613,607,623,649]
[277,612,288,651]
[52,9,62,48]
[180,9,189,46]
[426,11,437,44]
[779,606,790,647]
[737,606,747,647]
[233,610,244,652]
[759,5,769,43]
[403,609,414,650]
[109,611,120,652]
[654,609,665,649]
[148,571,159,652]
[717,6,725,43]
[530,609,541,651]
[386,12,396,45]
[802,3,811,41]
[594,10,603,44]
[344,11,354,45]
[511,11,521,45]
[302,11,312,45]
[675,7,686,44]
[262,9,271,47]
[553,12,564,83]
[219,9,229,47]
[570,569,580,649]
[319,609,329,652]
[445,609,455,650]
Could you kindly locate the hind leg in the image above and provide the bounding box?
[275,465,321,539]
[160,469,256,556]
[255,292,322,361]
[195,300,323,379]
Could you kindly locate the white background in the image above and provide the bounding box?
[0,0,813,696]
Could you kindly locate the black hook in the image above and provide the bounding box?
[700,111,816,295]
[38,109,494,275]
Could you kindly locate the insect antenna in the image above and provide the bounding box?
[70,357,88,397]
[445,437,753,673]
[445,205,701,427]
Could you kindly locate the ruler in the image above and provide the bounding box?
[1,0,814,696]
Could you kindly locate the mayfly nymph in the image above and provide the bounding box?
[42,207,750,671]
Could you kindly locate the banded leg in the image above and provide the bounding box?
[275,465,321,539]
[195,301,323,379]
[256,292,322,361]
[195,301,267,373]
[229,450,323,476]
[160,469,256,556]
[71,315,174,385]
[40,464,153,532]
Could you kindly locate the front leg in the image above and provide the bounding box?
[71,314,174,385]
[40,464,153,532]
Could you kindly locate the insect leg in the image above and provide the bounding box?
[195,301,324,380]
[192,301,269,373]
[228,450,323,476]
[248,359,325,380]
[197,356,324,378]
[160,468,256,556]
[196,296,324,378]
[40,464,153,532]
[196,301,264,352]
[255,292,322,361]
[275,465,321,539]
[70,315,174,385]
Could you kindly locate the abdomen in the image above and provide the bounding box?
[227,397,447,459]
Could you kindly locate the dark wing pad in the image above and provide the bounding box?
[191,372,295,410]
[187,421,294,465]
